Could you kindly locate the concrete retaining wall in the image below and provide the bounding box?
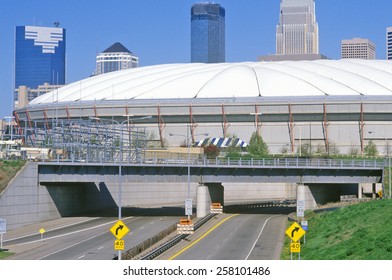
[0,162,60,230]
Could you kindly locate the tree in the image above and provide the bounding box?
[247,132,269,157]
[204,144,220,159]
[364,140,378,156]
[280,145,290,155]
[223,133,242,158]
[297,141,311,157]
[349,145,360,156]
[225,144,242,158]
[328,141,340,156]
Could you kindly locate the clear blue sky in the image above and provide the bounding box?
[1,0,391,118]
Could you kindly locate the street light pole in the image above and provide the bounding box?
[89,115,151,260]
[389,156,391,199]
[170,126,208,219]
[187,124,191,219]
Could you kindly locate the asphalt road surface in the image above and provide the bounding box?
[158,213,287,260]
[3,207,183,260]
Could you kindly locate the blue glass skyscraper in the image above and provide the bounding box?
[15,26,66,100]
[191,3,225,63]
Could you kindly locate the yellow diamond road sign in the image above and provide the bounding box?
[110,220,130,240]
[285,222,306,242]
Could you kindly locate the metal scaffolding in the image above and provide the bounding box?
[7,118,147,163]
[49,119,147,163]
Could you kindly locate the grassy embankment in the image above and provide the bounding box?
[281,199,392,260]
[0,160,26,194]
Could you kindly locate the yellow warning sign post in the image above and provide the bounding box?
[285,222,306,242]
[110,220,130,260]
[114,239,125,251]
[286,222,306,260]
[39,228,45,242]
[110,220,130,240]
[290,242,301,253]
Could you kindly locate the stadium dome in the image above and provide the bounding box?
[28,59,392,106]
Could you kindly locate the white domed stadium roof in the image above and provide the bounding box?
[29,59,392,106]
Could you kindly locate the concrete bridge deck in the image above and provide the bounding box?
[38,157,385,185]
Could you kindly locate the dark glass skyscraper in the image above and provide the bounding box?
[15,26,66,101]
[191,3,225,63]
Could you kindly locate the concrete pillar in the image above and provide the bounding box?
[196,184,211,218]
[297,184,318,210]
[358,184,363,199]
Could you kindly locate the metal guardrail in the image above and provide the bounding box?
[140,213,215,260]
[142,157,386,169]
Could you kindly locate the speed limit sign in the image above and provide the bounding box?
[290,242,301,253]
[297,200,305,217]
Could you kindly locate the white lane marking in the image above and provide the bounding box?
[245,215,280,260]
[98,246,104,250]
[12,216,139,246]
[38,231,109,260]
[78,255,85,259]
[3,217,101,242]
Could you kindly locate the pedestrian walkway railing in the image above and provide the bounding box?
[142,157,385,170]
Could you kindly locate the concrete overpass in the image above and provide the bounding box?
[0,158,386,230]
[38,157,385,217]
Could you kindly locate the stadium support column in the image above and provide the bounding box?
[323,102,330,155]
[221,104,229,138]
[360,102,365,154]
[189,104,198,144]
[66,106,71,119]
[253,104,263,136]
[289,104,295,153]
[93,105,99,119]
[157,105,166,148]
[43,109,50,130]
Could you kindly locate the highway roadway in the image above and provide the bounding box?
[3,208,182,260]
[3,206,291,260]
[157,212,288,260]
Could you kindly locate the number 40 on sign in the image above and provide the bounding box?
[290,242,301,253]
[114,239,125,250]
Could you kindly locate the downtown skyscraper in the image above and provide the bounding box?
[387,27,392,60]
[191,2,225,63]
[95,42,138,76]
[276,0,319,55]
[341,38,376,60]
[15,25,66,107]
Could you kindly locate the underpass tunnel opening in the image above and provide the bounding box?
[41,182,117,217]
[298,183,376,211]
[196,182,297,216]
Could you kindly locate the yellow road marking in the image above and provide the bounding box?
[168,214,239,260]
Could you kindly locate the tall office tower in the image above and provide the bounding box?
[95,42,139,75]
[387,27,392,60]
[341,38,376,60]
[15,25,66,107]
[276,0,319,55]
[191,2,225,63]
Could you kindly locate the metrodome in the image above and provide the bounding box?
[14,59,392,155]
